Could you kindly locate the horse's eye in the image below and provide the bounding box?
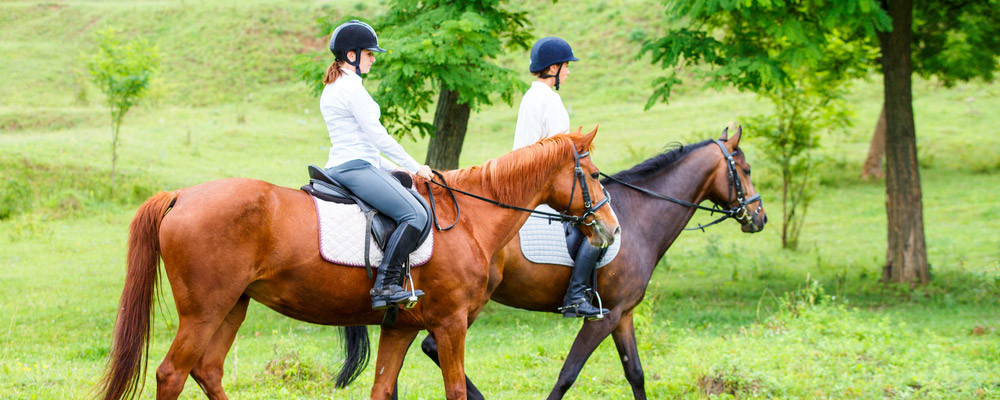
[744,168,751,176]
[591,172,600,179]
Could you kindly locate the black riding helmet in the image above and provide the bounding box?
[329,20,386,75]
[529,37,579,90]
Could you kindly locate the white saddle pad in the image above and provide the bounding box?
[312,197,433,268]
[518,205,621,268]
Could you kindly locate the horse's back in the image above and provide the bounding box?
[159,178,316,276]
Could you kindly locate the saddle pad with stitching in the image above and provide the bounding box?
[518,205,622,268]
[313,196,433,267]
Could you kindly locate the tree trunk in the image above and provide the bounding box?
[425,84,471,170]
[877,0,929,285]
[861,106,886,180]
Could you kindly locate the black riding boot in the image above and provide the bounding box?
[561,241,609,319]
[371,222,425,310]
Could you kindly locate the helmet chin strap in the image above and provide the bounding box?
[347,49,362,75]
[541,63,563,90]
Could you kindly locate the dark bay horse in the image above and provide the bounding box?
[96,129,618,400]
[412,126,766,399]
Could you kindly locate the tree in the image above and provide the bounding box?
[86,27,160,194]
[748,80,851,249]
[298,1,532,169]
[642,0,1000,285]
[861,1,1000,179]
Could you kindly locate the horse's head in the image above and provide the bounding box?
[546,127,619,247]
[705,125,767,233]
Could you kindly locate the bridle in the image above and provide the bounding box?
[425,143,611,231]
[600,139,763,232]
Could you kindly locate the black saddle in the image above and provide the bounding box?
[301,165,432,251]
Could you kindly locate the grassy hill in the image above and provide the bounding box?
[2,0,998,399]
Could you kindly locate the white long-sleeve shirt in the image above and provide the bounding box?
[321,68,421,173]
[512,81,571,150]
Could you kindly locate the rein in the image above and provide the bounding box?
[424,144,610,231]
[601,139,762,232]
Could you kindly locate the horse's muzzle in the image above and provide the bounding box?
[587,220,618,248]
[741,208,767,233]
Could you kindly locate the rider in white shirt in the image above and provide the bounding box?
[320,20,433,310]
[515,37,609,319]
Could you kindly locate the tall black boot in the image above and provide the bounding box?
[371,222,425,310]
[561,242,609,319]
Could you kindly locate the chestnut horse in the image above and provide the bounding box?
[410,127,766,399]
[96,129,618,400]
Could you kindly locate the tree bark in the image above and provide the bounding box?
[425,84,471,170]
[877,0,929,285]
[861,106,887,180]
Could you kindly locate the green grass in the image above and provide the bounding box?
[2,0,999,399]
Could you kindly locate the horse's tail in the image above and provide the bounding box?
[336,325,371,388]
[96,191,177,400]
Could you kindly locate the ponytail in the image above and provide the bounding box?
[323,60,344,85]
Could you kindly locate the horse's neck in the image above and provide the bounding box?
[613,149,719,273]
[439,161,554,255]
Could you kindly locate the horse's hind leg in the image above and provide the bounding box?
[546,313,619,400]
[189,295,251,400]
[156,290,245,399]
[610,312,645,400]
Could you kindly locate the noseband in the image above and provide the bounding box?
[425,143,611,230]
[600,139,763,232]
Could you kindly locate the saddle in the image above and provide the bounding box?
[301,165,432,251]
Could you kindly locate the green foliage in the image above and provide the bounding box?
[85,27,160,192]
[913,1,1000,85]
[639,0,887,109]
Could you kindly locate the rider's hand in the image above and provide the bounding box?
[416,165,433,180]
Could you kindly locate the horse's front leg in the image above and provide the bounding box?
[546,311,620,400]
[389,334,486,400]
[370,327,419,400]
[611,311,646,400]
[430,317,470,400]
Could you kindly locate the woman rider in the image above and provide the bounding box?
[514,37,609,319]
[320,20,434,310]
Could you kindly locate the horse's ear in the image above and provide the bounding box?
[579,125,598,149]
[721,122,742,151]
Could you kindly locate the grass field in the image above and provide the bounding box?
[2,0,999,399]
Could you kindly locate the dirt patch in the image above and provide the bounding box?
[36,3,66,11]
[698,373,762,397]
[295,31,328,54]
[970,325,995,336]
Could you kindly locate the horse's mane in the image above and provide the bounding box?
[606,139,714,183]
[434,134,583,204]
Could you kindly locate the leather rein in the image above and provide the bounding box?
[600,139,762,232]
[424,144,611,231]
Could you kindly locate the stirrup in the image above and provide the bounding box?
[402,270,421,309]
